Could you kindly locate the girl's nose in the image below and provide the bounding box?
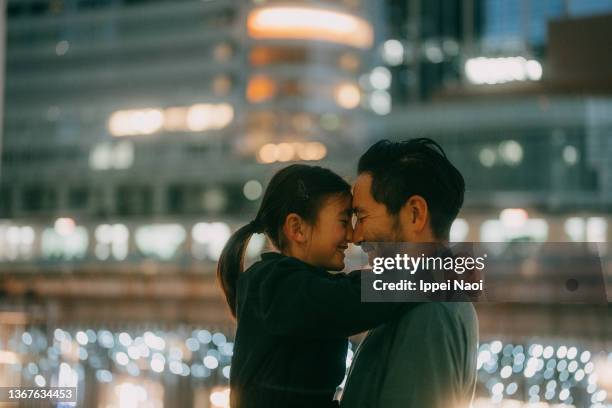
[345,224,354,243]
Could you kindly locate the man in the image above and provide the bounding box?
[340,138,478,408]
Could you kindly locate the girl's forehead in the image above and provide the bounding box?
[321,193,353,214]
[330,192,352,204]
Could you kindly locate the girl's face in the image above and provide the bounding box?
[305,193,353,271]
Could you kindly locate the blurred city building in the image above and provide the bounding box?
[1,0,611,407]
[377,0,612,244]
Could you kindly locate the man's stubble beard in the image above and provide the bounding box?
[365,215,405,261]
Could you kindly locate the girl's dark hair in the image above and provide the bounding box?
[217,164,351,318]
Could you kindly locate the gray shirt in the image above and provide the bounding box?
[340,302,478,408]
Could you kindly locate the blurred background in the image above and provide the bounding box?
[0,0,611,406]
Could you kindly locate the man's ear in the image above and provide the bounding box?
[400,195,429,233]
[283,213,309,244]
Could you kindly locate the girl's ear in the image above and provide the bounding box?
[283,213,309,244]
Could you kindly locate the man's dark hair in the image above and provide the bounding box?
[358,138,465,239]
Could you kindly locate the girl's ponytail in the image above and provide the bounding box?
[216,219,262,318]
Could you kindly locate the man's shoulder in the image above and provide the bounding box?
[400,301,475,318]
[437,302,478,322]
[395,302,478,334]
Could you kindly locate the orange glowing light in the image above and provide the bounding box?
[247,75,277,103]
[247,6,374,49]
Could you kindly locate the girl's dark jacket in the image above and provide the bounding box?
[229,252,407,408]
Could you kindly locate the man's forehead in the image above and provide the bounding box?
[352,180,368,214]
[352,173,372,194]
[352,173,372,199]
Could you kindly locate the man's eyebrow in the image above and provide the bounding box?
[352,207,366,215]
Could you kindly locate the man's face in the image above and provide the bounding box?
[352,173,403,261]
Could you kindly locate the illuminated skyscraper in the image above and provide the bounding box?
[241,3,377,165]
[1,0,383,220]
[1,0,243,219]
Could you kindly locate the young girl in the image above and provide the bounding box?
[217,164,405,408]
